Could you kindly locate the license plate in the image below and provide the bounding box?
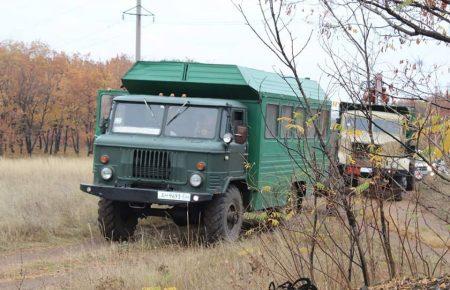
[360,167,373,173]
[157,191,191,202]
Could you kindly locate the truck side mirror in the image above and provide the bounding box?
[100,118,109,134]
[98,95,114,134]
[235,126,248,144]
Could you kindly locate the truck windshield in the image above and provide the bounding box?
[346,115,402,135]
[165,106,219,139]
[112,102,165,135]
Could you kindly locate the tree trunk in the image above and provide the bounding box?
[19,139,23,155]
[38,135,42,150]
[43,130,49,154]
[49,129,54,155]
[71,128,80,155]
[63,126,68,154]
[0,131,3,157]
[25,133,33,157]
[54,126,61,154]
[343,197,370,286]
[379,200,396,279]
[9,141,15,154]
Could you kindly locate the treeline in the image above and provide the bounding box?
[0,41,132,157]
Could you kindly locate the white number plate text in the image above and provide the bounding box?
[157,191,191,202]
[360,167,373,173]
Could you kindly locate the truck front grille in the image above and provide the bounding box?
[132,149,171,180]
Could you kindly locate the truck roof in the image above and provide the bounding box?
[114,95,246,108]
[339,102,412,117]
[122,61,326,102]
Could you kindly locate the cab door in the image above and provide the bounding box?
[228,109,248,176]
[95,90,128,137]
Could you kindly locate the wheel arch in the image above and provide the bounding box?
[223,177,251,210]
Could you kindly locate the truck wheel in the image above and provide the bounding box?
[406,161,415,191]
[98,198,139,242]
[290,181,305,211]
[390,175,405,201]
[204,185,243,243]
[405,174,414,191]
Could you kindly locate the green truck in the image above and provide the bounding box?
[80,61,330,242]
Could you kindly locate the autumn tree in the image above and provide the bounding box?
[0,41,132,157]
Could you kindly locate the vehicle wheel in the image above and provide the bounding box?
[290,181,306,211]
[406,162,415,191]
[98,198,139,242]
[344,174,358,187]
[204,185,244,243]
[390,175,405,201]
[406,172,415,191]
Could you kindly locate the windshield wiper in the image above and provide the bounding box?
[166,100,190,126]
[143,98,155,118]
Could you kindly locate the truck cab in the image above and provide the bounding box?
[337,102,415,199]
[80,61,329,242]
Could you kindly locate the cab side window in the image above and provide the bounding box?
[220,109,229,138]
[265,104,279,139]
[294,107,305,138]
[101,95,115,120]
[280,105,293,138]
[232,110,244,133]
[306,109,318,138]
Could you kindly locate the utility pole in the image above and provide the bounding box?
[123,1,155,62]
[136,0,141,61]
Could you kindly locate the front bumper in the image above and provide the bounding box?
[341,165,408,178]
[80,184,213,205]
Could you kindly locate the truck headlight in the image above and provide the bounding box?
[223,133,233,144]
[100,167,113,180]
[189,173,202,187]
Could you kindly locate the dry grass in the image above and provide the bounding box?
[0,157,448,289]
[0,157,98,250]
[0,157,272,289]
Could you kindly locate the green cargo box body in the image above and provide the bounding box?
[122,61,329,210]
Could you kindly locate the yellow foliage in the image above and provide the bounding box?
[261,186,272,193]
[294,111,303,120]
[277,116,293,123]
[238,247,254,256]
[243,162,253,170]
[285,123,305,134]
[443,121,450,155]
[268,218,280,227]
[299,247,308,255]
[0,41,132,156]
[346,155,356,165]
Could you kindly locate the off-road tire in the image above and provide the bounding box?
[390,175,404,201]
[290,181,306,212]
[405,173,415,191]
[204,185,243,243]
[98,198,139,242]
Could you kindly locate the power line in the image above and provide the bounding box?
[15,0,91,33]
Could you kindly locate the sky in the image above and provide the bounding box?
[0,0,449,100]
